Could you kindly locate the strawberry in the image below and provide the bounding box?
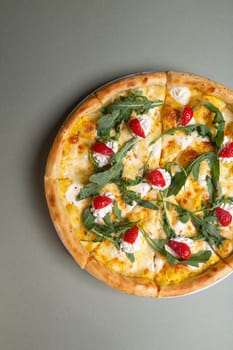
[91,142,115,156]
[180,106,194,126]
[218,142,233,158]
[215,207,232,226]
[129,118,145,138]
[147,169,166,187]
[93,195,113,210]
[123,226,139,244]
[168,240,191,260]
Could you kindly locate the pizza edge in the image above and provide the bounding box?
[158,260,232,298]
[95,71,167,104]
[44,177,90,268]
[167,70,233,103]
[85,255,158,297]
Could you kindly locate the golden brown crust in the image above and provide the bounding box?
[158,261,232,298]
[44,177,89,268]
[95,72,166,105]
[86,256,158,297]
[167,71,233,104]
[222,254,233,269]
[45,95,102,178]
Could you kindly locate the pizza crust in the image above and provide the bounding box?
[44,177,90,268]
[95,72,167,105]
[167,71,233,104]
[86,256,158,297]
[158,261,232,298]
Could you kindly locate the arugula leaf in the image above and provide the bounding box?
[140,227,212,267]
[167,152,219,197]
[88,143,100,171]
[180,250,212,266]
[125,253,135,262]
[97,92,162,136]
[150,124,214,146]
[82,207,95,230]
[89,162,123,186]
[110,138,137,164]
[77,183,102,200]
[97,110,120,136]
[121,189,158,210]
[190,213,224,247]
[122,176,143,186]
[206,175,214,203]
[113,201,124,220]
[82,206,140,257]
[193,102,225,150]
[164,124,213,140]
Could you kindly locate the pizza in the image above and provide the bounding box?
[45,71,233,297]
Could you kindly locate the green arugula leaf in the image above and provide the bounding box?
[110,138,137,164]
[193,102,225,150]
[165,124,214,140]
[125,253,135,262]
[150,124,214,146]
[180,250,212,267]
[89,162,123,186]
[140,226,212,266]
[113,201,124,220]
[77,183,102,200]
[167,152,219,197]
[82,207,95,230]
[97,92,162,136]
[121,189,158,210]
[206,175,214,203]
[122,176,143,186]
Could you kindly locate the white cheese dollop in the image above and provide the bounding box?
[92,192,114,223]
[92,141,118,167]
[65,183,82,206]
[120,230,143,254]
[170,86,191,105]
[150,169,171,190]
[139,114,152,136]
[154,255,165,273]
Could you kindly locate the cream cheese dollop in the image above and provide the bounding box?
[65,183,82,206]
[170,86,191,105]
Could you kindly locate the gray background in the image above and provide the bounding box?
[1,0,233,349]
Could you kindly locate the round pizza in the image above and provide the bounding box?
[45,71,233,297]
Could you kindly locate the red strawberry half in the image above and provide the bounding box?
[180,106,194,126]
[123,226,139,244]
[215,207,232,226]
[91,142,115,156]
[218,142,233,158]
[147,169,166,187]
[168,240,191,260]
[129,118,145,138]
[93,195,113,210]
